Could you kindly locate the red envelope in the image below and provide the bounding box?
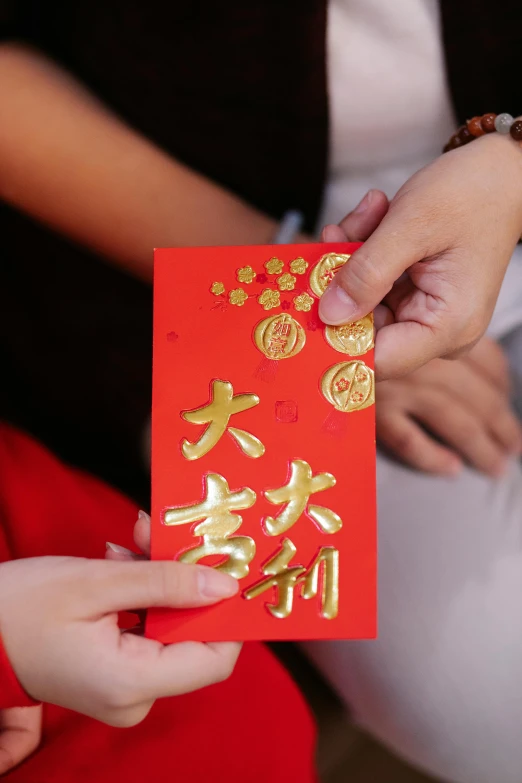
[147,243,376,642]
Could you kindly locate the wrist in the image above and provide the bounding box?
[475,131,522,233]
[445,114,522,234]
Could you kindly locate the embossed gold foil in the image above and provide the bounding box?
[257,288,280,310]
[264,459,342,536]
[211,281,225,295]
[301,547,339,619]
[265,257,284,275]
[324,314,374,356]
[181,379,265,460]
[243,539,306,618]
[237,266,256,284]
[309,253,351,297]
[289,257,308,275]
[293,292,314,312]
[277,272,296,291]
[321,361,375,412]
[229,288,248,306]
[253,314,305,360]
[164,472,256,579]
[243,538,339,619]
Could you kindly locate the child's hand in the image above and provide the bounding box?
[0,552,240,727]
[320,134,522,379]
[376,336,522,476]
[0,705,42,774]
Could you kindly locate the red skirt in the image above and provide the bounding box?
[0,423,317,782]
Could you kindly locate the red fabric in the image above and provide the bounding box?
[0,423,317,782]
[0,634,40,709]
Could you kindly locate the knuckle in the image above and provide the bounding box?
[342,251,387,298]
[454,416,480,441]
[418,390,445,419]
[149,560,181,605]
[389,426,418,460]
[496,413,519,443]
[213,655,236,684]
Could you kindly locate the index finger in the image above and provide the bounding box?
[85,560,238,615]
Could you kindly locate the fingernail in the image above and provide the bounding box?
[106,541,134,555]
[197,567,239,598]
[319,284,357,324]
[138,510,151,524]
[354,191,372,214]
[322,225,339,242]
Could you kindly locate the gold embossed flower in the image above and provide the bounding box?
[229,288,248,306]
[258,288,280,310]
[290,257,308,275]
[265,257,284,275]
[237,265,256,284]
[277,272,296,291]
[293,292,314,312]
[211,281,225,296]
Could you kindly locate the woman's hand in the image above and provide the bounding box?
[0,543,240,728]
[0,705,42,774]
[376,336,522,476]
[320,134,522,379]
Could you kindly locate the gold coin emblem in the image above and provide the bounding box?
[254,314,306,360]
[321,361,374,412]
[309,253,351,298]
[324,314,374,356]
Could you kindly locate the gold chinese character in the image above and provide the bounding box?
[301,547,339,619]
[243,539,339,619]
[254,314,306,360]
[181,380,265,460]
[263,459,342,536]
[309,253,350,297]
[164,473,256,579]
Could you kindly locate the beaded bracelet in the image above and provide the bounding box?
[443,113,522,153]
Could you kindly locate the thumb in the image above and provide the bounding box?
[87,560,238,615]
[319,199,417,325]
[321,189,389,243]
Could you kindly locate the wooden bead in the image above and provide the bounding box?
[510,120,522,141]
[458,126,472,144]
[467,116,485,137]
[448,134,462,150]
[481,113,497,133]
